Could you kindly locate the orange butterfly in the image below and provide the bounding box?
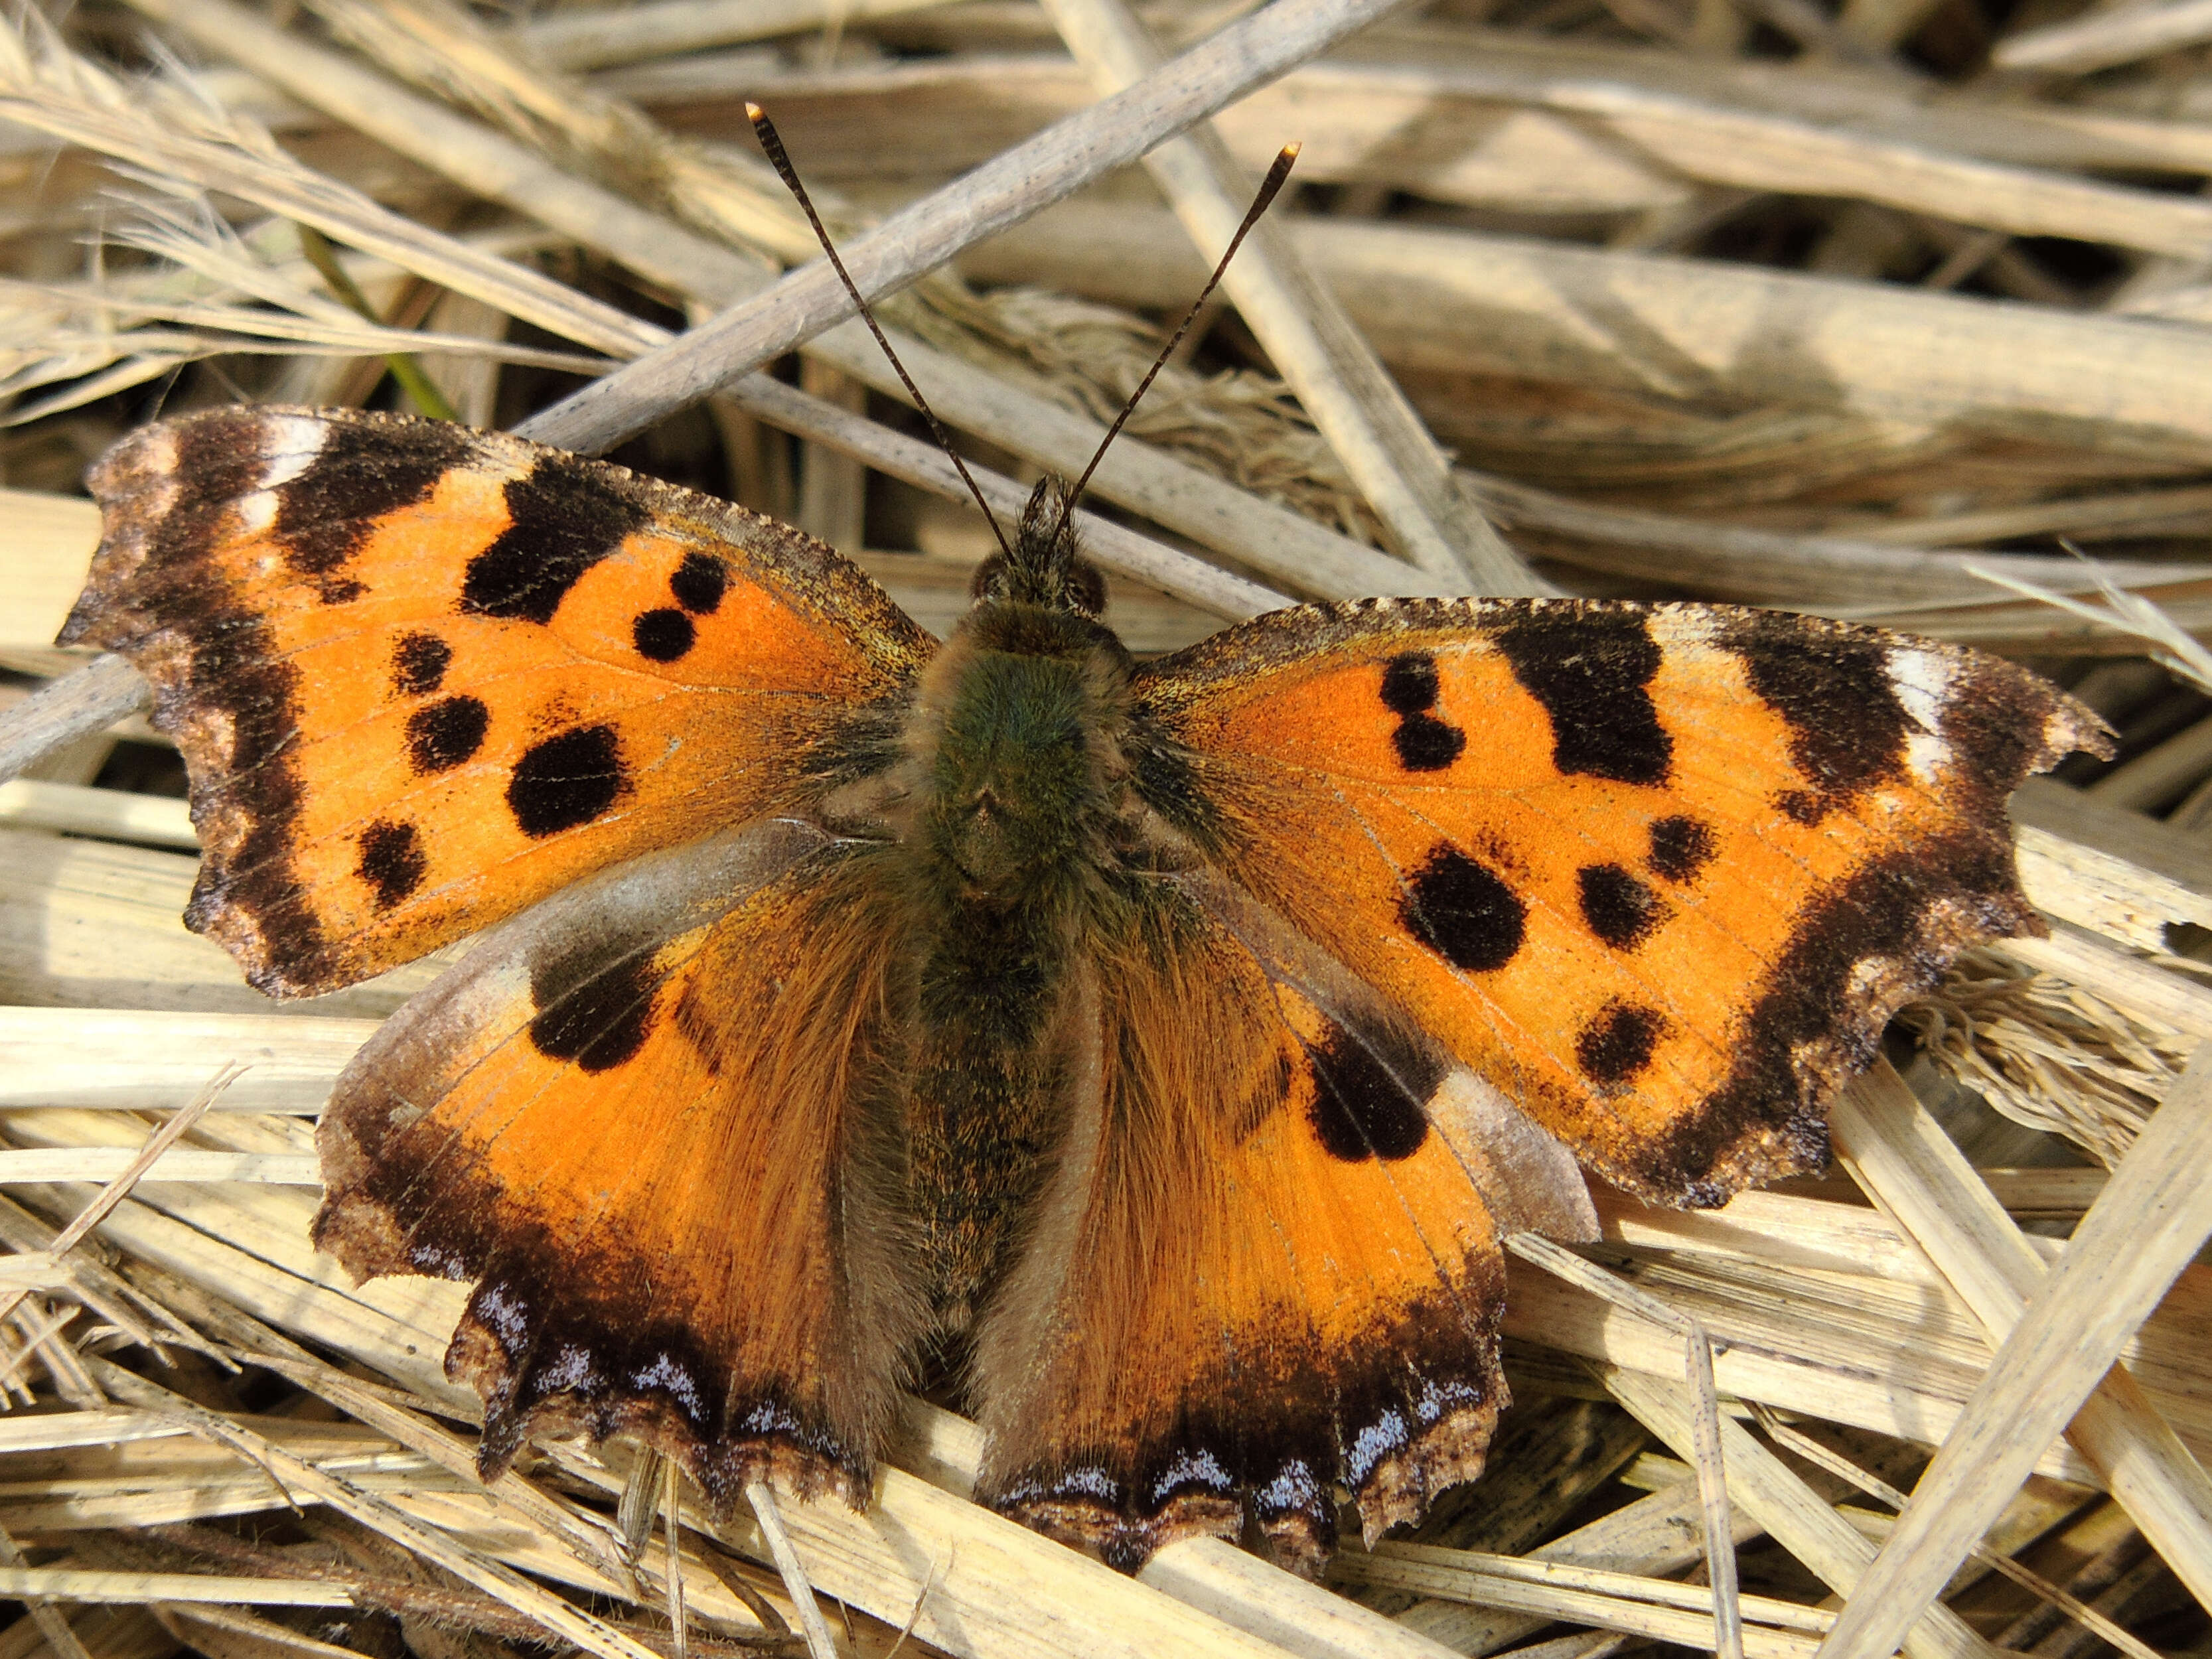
[58,122,2109,1577]
[61,396,2105,1571]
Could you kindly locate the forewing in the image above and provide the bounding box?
[313,820,924,1501]
[64,406,931,995]
[969,876,1595,1573]
[1131,599,2110,1205]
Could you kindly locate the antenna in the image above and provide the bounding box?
[747,102,1014,561]
[1052,143,1300,547]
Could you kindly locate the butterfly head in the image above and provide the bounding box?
[906,477,1132,904]
[969,476,1107,618]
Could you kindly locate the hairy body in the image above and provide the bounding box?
[862,490,1153,1327]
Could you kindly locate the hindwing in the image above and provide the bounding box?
[314,821,925,1500]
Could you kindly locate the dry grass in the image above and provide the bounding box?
[1,0,2212,1653]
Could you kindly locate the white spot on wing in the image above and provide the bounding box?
[406,1239,463,1277]
[1151,1448,1231,1501]
[135,427,183,535]
[258,414,329,490]
[1347,1408,1409,1485]
[1414,1376,1479,1423]
[634,1352,703,1416]
[1887,646,1955,783]
[539,1344,598,1391]
[741,1399,800,1435]
[1048,1467,1118,1500]
[473,1282,529,1347]
[141,427,180,471]
[1258,1460,1319,1513]
[236,415,329,534]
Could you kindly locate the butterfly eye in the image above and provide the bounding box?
[969,552,1011,603]
[1067,561,1108,618]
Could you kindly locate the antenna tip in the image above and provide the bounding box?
[1280,141,1301,161]
[745,100,767,122]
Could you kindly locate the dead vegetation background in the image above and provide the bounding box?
[1,0,2211,1651]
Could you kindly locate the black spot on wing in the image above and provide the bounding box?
[632,609,696,662]
[1380,652,1441,714]
[1380,652,1466,772]
[1778,790,1824,826]
[1647,814,1716,884]
[1305,1021,1436,1162]
[406,695,490,774]
[526,950,660,1073]
[1576,1002,1664,1086]
[508,724,626,837]
[1578,863,1667,950]
[670,550,728,614]
[1393,715,1466,772]
[275,417,472,579]
[461,457,650,625]
[1728,616,1909,821]
[1493,609,1672,786]
[391,632,451,697]
[1404,847,1524,973]
[356,820,425,910]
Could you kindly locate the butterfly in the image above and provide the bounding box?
[56,88,2108,1580]
[58,386,2109,1573]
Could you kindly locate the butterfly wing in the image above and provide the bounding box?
[970,870,1595,1571]
[315,819,926,1499]
[974,599,2104,1567]
[63,406,930,996]
[1128,599,2110,1205]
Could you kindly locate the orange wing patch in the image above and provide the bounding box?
[970,876,1596,1573]
[1134,600,2111,1206]
[315,820,926,1500]
[62,407,930,996]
